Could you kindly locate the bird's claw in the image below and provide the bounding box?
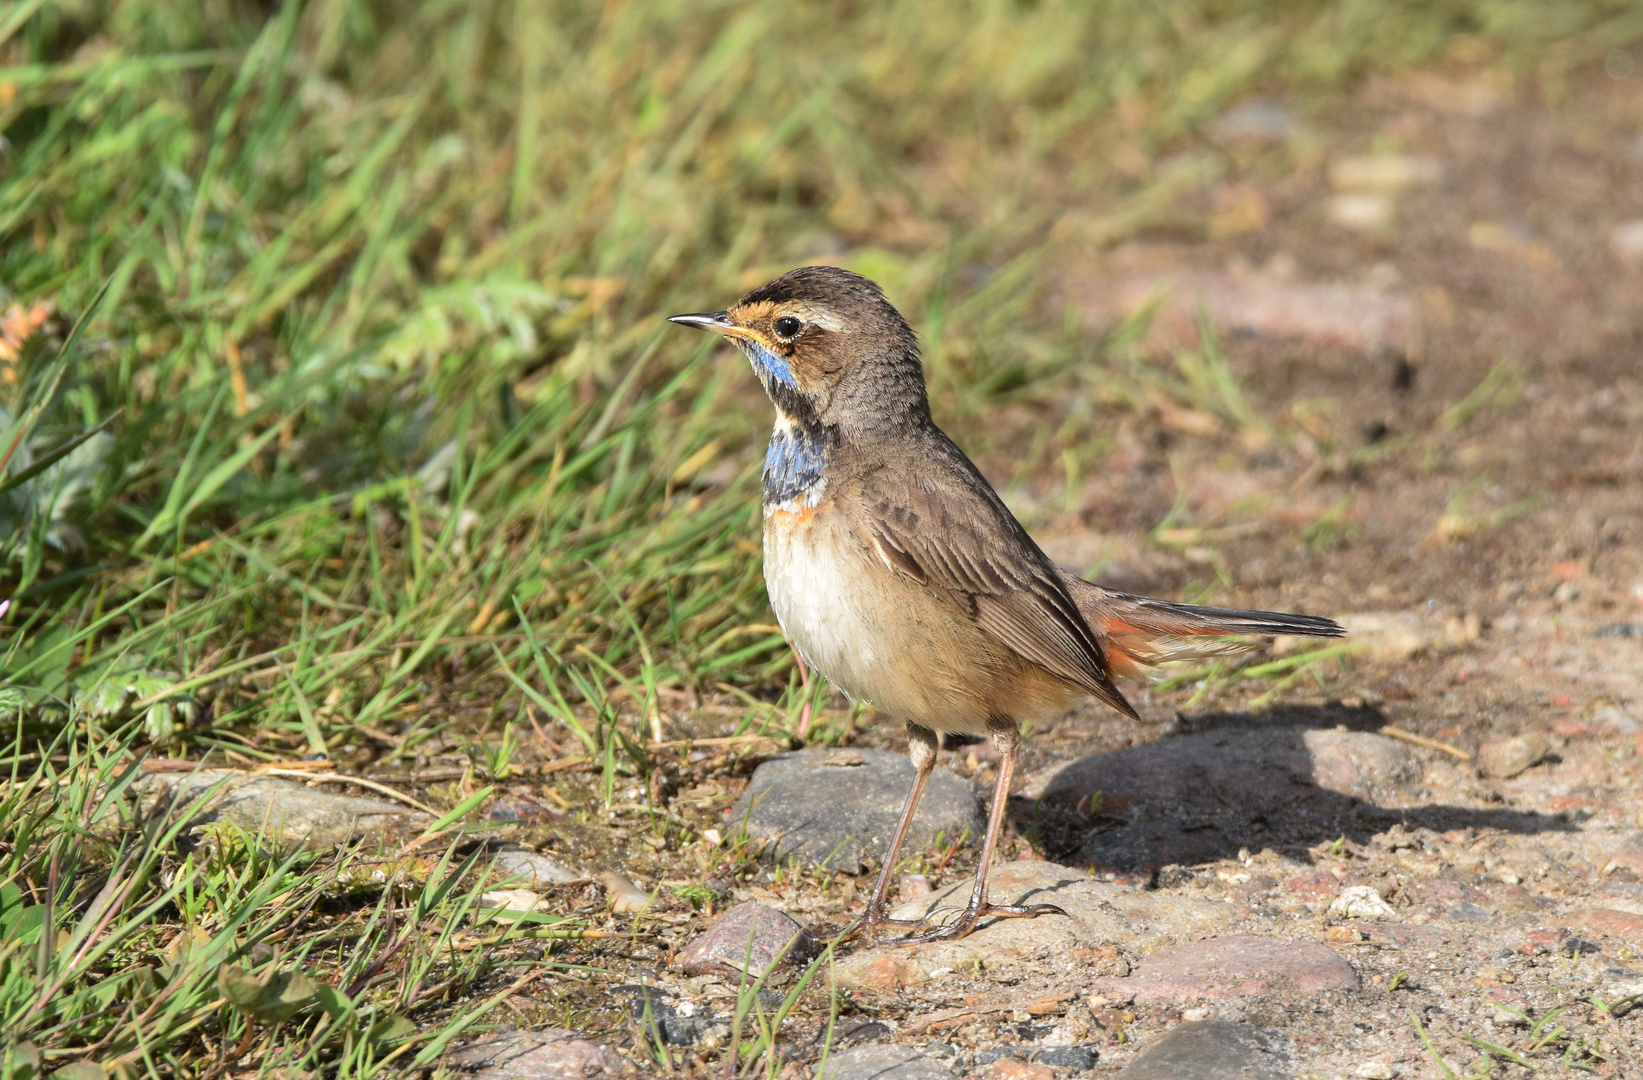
[890,901,1068,944]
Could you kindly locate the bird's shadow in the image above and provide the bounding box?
[1009,703,1574,880]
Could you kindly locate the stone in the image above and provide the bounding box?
[1091,935,1359,1003]
[1610,220,1643,267]
[1591,706,1640,734]
[1304,730,1423,803]
[1604,832,1643,874]
[599,872,651,914]
[728,749,981,872]
[1354,923,1450,949]
[1412,879,1482,906]
[992,1061,1053,1080]
[1115,1021,1292,1080]
[1329,154,1443,193]
[139,769,430,850]
[492,846,582,886]
[1570,908,1643,940]
[1287,872,1340,902]
[836,1020,892,1045]
[816,1045,956,1080]
[835,861,1230,993]
[623,987,730,1047]
[1024,728,1419,874]
[1209,99,1295,144]
[1355,1064,1398,1080]
[445,1029,633,1079]
[478,889,548,924]
[1477,734,1551,779]
[1033,1045,1100,1071]
[675,902,821,978]
[899,874,934,902]
[489,794,558,823]
[1328,886,1399,922]
[1519,927,1568,955]
[1328,193,1394,232]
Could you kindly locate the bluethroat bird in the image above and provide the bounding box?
[669,266,1344,943]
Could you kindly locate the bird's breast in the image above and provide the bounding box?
[761,414,831,511]
[762,498,1018,734]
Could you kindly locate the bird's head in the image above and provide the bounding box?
[668,266,929,437]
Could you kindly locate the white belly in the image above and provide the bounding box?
[762,508,991,733]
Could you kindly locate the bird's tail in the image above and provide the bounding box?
[1059,573,1346,682]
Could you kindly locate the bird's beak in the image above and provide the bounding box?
[666,311,751,339]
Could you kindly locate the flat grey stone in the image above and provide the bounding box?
[817,1045,957,1080]
[836,860,1230,993]
[492,846,583,886]
[728,749,982,872]
[137,769,430,850]
[674,901,820,977]
[1116,1021,1292,1080]
[1092,934,1358,1003]
[1024,727,1419,875]
[446,1029,633,1079]
[974,1045,1100,1071]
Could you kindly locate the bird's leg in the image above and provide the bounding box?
[851,724,939,934]
[791,646,813,739]
[896,720,1067,944]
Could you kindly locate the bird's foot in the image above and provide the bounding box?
[892,901,1068,944]
[842,909,930,941]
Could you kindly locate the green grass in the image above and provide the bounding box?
[1,0,1639,1074]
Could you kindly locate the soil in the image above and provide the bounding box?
[418,59,1643,1078]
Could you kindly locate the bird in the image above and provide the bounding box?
[669,266,1345,943]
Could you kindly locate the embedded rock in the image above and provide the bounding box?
[1115,1021,1293,1080]
[445,1029,633,1079]
[728,749,982,872]
[675,902,821,977]
[1091,935,1359,1003]
[139,769,430,851]
[817,1046,956,1080]
[835,861,1230,993]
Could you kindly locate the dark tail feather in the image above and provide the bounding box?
[1060,573,1345,681]
[1102,592,1346,639]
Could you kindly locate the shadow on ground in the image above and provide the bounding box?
[1014,705,1574,879]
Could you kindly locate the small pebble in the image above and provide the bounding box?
[600,871,652,914]
[1355,1063,1397,1079]
[1477,733,1550,779]
[675,902,820,977]
[1328,886,1399,922]
[476,888,545,924]
[1611,220,1643,266]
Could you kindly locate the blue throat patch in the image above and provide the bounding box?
[742,339,797,391]
[763,422,829,505]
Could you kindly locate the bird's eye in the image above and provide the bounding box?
[773,316,803,339]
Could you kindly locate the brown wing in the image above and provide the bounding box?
[860,451,1138,720]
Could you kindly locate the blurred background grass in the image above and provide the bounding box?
[4,0,1637,756]
[0,0,1640,1067]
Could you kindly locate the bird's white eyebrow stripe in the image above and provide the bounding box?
[778,302,845,332]
[802,311,845,332]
